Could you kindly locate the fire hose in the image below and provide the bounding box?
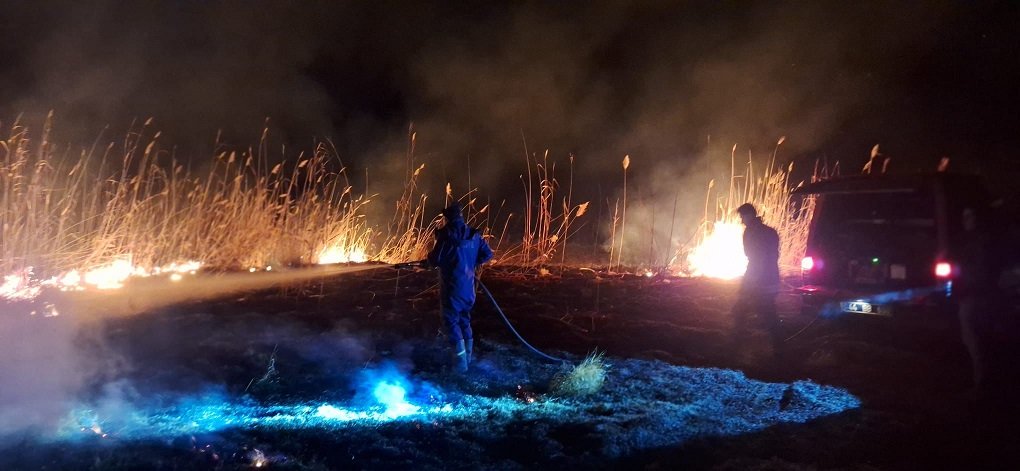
[392,262,569,364]
[477,281,569,364]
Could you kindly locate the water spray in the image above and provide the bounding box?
[15,263,392,320]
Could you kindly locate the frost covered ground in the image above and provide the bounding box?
[1,267,1017,469]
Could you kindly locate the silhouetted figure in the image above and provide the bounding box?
[956,207,1000,392]
[427,202,493,372]
[732,203,783,358]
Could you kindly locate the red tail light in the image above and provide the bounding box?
[934,262,953,278]
[801,256,815,271]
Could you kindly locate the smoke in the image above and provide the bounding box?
[351,361,444,417]
[0,300,146,438]
[2,2,1011,247]
[0,1,337,150]
[0,313,86,435]
[63,264,385,319]
[1,3,970,159]
[0,264,386,437]
[406,2,954,170]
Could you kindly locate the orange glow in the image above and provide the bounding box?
[687,221,747,279]
[1,269,41,300]
[1,257,203,301]
[316,245,368,264]
[79,258,137,290]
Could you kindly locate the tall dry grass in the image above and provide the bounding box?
[616,155,630,270]
[374,127,456,264]
[495,149,589,268]
[682,138,813,275]
[1,115,372,279]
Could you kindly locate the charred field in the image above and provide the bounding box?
[2,266,1018,470]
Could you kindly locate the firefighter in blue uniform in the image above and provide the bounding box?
[427,202,494,372]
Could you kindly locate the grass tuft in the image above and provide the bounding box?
[550,351,609,397]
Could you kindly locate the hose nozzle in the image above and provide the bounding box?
[392,260,428,270]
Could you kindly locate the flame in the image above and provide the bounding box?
[1,269,42,300]
[78,258,138,290]
[47,257,203,291]
[151,260,203,275]
[687,221,747,280]
[316,245,368,265]
[29,303,60,317]
[1,256,203,301]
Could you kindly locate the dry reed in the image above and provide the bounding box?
[680,138,813,276]
[495,150,589,269]
[1,115,372,280]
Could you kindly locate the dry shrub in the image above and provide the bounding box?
[550,351,609,397]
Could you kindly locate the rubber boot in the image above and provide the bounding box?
[453,339,468,373]
[464,338,474,367]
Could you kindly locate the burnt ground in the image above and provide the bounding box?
[2,266,1019,470]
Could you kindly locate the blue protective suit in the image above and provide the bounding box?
[427,212,493,344]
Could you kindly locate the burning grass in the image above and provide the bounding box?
[682,138,814,278]
[3,114,819,303]
[1,116,376,299]
[1,116,598,302]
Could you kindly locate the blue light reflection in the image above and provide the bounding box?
[59,360,861,458]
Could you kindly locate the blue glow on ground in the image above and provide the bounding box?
[372,381,420,418]
[63,392,542,440]
[55,359,861,458]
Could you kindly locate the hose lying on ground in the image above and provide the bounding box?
[392,263,571,363]
[478,281,571,364]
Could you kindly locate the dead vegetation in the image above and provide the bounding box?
[550,350,609,397]
[682,137,814,275]
[3,116,819,289]
[0,114,372,278]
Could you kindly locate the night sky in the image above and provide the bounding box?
[1,1,1017,198]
